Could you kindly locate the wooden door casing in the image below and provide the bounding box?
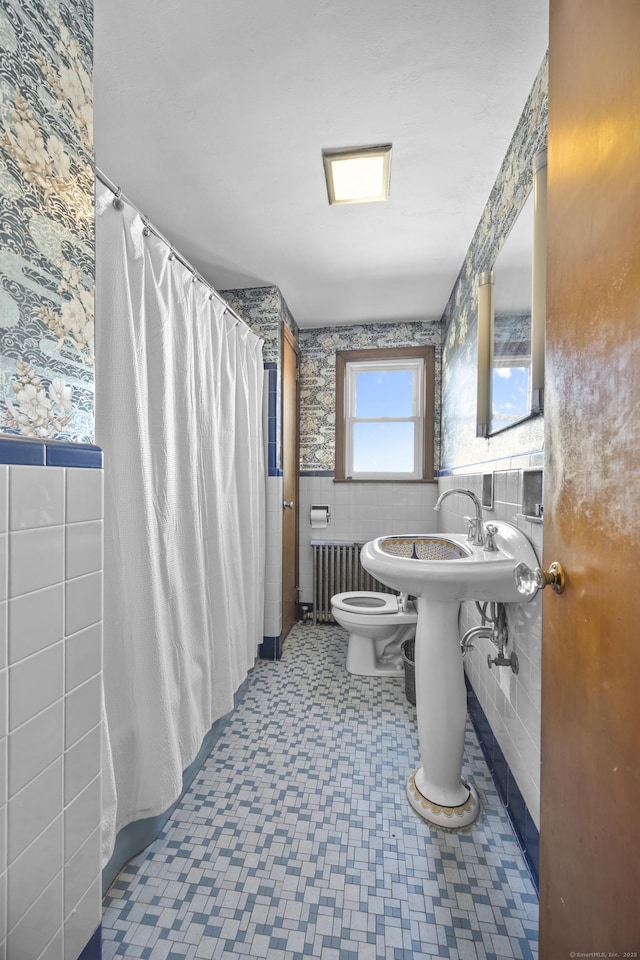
[281,324,300,642]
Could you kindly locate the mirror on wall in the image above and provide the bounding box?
[477,150,547,438]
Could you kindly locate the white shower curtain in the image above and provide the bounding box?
[95,183,265,862]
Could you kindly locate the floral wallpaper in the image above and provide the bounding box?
[220,288,441,476]
[298,321,441,473]
[222,285,300,469]
[0,0,94,443]
[221,285,299,366]
[440,55,548,471]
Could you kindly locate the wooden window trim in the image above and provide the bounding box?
[335,345,435,481]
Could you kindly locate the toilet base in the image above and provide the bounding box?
[346,629,411,677]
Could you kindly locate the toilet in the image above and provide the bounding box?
[330,591,418,677]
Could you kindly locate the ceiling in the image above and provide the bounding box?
[93,1,548,329]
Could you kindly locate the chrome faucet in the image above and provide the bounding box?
[434,488,485,546]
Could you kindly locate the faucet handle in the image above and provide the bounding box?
[463,515,477,541]
[483,523,498,552]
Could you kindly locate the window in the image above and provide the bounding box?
[335,346,435,481]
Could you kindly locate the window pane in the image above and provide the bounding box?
[355,369,414,418]
[353,422,415,473]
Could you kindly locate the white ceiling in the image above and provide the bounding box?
[94,1,548,329]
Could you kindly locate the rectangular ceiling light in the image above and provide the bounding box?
[322,144,392,205]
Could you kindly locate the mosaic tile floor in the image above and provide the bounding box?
[101,624,538,960]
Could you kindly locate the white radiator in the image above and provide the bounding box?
[311,540,395,624]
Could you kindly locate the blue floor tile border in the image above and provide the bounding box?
[78,924,101,960]
[465,674,540,892]
[102,677,251,895]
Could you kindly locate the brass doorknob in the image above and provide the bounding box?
[536,562,566,594]
[514,560,566,597]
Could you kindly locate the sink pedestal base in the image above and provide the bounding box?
[407,770,479,827]
[359,525,540,830]
[408,596,480,828]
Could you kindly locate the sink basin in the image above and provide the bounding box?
[361,523,539,603]
[359,521,539,829]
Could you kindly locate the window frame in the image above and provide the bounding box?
[335,346,435,482]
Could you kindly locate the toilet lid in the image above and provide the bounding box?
[331,591,399,615]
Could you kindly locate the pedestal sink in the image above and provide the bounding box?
[360,522,538,828]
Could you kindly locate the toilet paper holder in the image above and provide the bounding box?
[310,504,331,527]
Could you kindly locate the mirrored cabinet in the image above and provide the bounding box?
[477,149,547,437]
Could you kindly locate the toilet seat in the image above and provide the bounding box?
[331,591,400,615]
[330,590,417,677]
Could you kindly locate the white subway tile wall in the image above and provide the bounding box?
[437,458,543,828]
[8,584,64,663]
[9,465,65,531]
[298,476,440,602]
[9,525,66,598]
[0,462,103,960]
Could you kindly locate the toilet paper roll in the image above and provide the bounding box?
[310,506,329,528]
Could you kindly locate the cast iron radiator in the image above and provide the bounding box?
[311,540,395,624]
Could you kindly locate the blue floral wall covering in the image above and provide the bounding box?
[0,0,94,443]
[222,286,300,475]
[221,287,441,476]
[222,285,299,366]
[298,321,441,473]
[440,55,548,472]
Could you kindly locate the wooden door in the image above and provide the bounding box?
[541,1,640,950]
[281,324,300,641]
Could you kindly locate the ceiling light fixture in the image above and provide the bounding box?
[322,144,392,205]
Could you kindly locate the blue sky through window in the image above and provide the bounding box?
[347,360,422,476]
[353,421,414,473]
[491,366,529,428]
[355,369,414,418]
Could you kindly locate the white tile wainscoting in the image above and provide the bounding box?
[437,458,544,833]
[297,475,440,606]
[0,453,104,960]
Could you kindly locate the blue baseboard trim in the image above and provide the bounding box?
[46,440,103,468]
[465,675,540,892]
[259,634,282,660]
[78,924,101,959]
[0,435,103,468]
[102,676,250,895]
[0,436,45,465]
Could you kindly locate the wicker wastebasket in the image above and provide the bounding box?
[401,638,416,705]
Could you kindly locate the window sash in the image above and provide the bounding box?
[344,359,424,479]
[334,346,435,482]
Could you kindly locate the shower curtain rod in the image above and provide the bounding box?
[94,166,253,333]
